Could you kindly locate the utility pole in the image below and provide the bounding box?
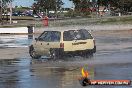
[55,0,57,18]
[95,0,99,17]
[108,2,111,16]
[46,9,47,16]
[9,0,12,24]
[0,0,3,24]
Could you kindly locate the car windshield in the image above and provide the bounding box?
[63,29,93,41]
[38,31,61,42]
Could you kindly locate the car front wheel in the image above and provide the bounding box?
[29,45,41,59]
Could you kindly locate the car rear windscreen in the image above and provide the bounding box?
[63,29,93,41]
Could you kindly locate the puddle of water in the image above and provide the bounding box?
[0,58,31,67]
[95,63,132,79]
[0,58,33,88]
[0,58,132,88]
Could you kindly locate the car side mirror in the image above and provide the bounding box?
[35,38,38,41]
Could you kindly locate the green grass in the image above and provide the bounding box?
[99,16,132,24]
[12,16,34,20]
[1,15,132,27]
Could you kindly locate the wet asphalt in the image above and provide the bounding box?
[0,32,132,88]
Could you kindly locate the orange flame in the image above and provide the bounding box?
[81,67,89,78]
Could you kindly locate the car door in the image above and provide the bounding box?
[33,31,50,56]
[37,31,61,56]
[44,31,61,49]
[38,31,51,56]
[33,39,43,55]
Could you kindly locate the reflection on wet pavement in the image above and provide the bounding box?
[0,58,132,88]
[0,35,33,48]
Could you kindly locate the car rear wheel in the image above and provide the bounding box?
[29,45,41,59]
[50,49,60,60]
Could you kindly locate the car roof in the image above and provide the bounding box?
[43,28,88,32]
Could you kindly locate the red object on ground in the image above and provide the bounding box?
[43,16,48,26]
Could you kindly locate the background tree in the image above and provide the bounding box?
[70,0,132,16]
[70,0,98,16]
[33,0,64,15]
[70,0,90,11]
[97,0,132,15]
[0,0,13,24]
[110,0,132,13]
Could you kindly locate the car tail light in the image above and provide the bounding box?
[60,43,64,48]
[93,40,95,46]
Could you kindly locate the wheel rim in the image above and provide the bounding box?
[30,50,36,58]
[52,52,56,59]
[50,51,56,59]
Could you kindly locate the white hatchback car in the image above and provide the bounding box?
[29,29,96,59]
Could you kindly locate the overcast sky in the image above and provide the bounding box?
[12,0,73,8]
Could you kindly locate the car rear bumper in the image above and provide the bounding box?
[58,46,96,56]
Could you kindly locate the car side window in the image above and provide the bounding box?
[38,32,48,41]
[63,31,74,41]
[39,31,61,42]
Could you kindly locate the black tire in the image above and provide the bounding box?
[29,45,41,59]
[50,49,60,60]
[93,46,96,53]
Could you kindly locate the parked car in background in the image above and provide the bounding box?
[12,12,26,16]
[33,14,41,18]
[12,12,19,16]
[29,29,96,59]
